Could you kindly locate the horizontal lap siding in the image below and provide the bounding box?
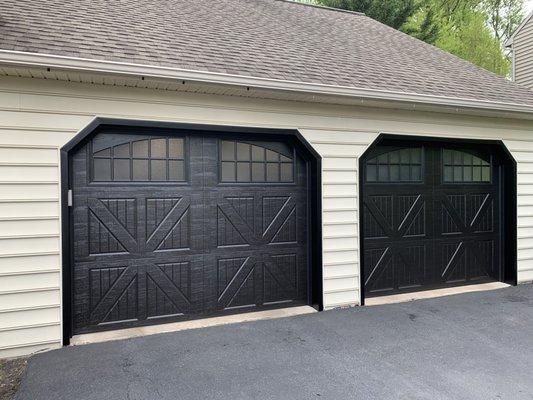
[302,129,377,308]
[0,142,63,357]
[514,19,533,89]
[505,140,533,282]
[0,76,533,356]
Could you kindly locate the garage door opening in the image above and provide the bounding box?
[359,135,516,302]
[61,119,322,342]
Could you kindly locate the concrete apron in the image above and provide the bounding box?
[70,306,317,346]
[72,282,509,346]
[365,281,510,306]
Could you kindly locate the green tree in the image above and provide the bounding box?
[316,0,419,30]
[431,4,511,75]
[403,6,441,43]
[312,0,525,76]
[480,0,524,43]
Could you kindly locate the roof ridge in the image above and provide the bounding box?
[275,0,366,17]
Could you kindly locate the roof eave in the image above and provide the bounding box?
[1,49,533,117]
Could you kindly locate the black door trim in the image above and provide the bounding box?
[61,117,322,345]
[358,133,517,305]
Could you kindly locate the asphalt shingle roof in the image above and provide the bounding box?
[2,0,533,106]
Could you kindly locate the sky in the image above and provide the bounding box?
[527,0,533,13]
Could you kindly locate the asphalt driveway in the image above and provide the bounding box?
[15,285,533,400]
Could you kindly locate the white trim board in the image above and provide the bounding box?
[1,50,533,116]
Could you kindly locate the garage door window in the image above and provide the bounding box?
[443,149,491,183]
[365,147,422,183]
[220,140,294,183]
[92,137,186,182]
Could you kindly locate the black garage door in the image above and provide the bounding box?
[71,131,310,334]
[361,140,503,297]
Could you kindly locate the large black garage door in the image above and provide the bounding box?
[71,130,310,334]
[361,139,507,297]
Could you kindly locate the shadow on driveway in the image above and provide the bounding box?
[15,285,533,400]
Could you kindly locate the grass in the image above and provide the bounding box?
[0,358,27,400]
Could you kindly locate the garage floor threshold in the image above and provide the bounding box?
[364,281,510,306]
[70,306,316,346]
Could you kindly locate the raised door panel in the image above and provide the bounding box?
[72,133,311,333]
[363,192,430,295]
[72,134,203,333]
[203,137,308,312]
[362,143,502,297]
[434,191,499,284]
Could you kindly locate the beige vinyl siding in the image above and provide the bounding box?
[514,17,533,89]
[303,130,377,307]
[0,75,532,356]
[0,142,62,357]
[507,139,533,282]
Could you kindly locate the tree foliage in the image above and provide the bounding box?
[316,0,419,29]
[312,0,526,76]
[431,2,511,75]
[480,0,525,43]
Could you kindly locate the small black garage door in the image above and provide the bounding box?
[71,130,310,334]
[361,139,506,297]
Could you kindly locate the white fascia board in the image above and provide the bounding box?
[1,49,533,115]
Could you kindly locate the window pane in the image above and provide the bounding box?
[453,151,462,165]
[390,164,400,181]
[169,160,185,181]
[411,148,421,164]
[113,159,130,181]
[221,162,235,181]
[463,166,472,182]
[281,163,293,182]
[266,163,279,182]
[280,154,292,162]
[252,163,265,181]
[151,139,167,158]
[473,166,482,181]
[132,140,149,158]
[482,166,491,182]
[377,153,388,164]
[389,151,400,164]
[378,165,388,181]
[113,143,130,158]
[443,150,452,165]
[237,162,251,182]
[133,159,149,181]
[453,166,462,181]
[400,149,410,164]
[411,165,421,181]
[400,165,410,181]
[150,160,167,181]
[251,145,264,161]
[266,149,279,162]
[443,150,491,183]
[236,143,250,161]
[94,148,110,157]
[221,141,235,161]
[366,165,377,181]
[444,166,453,182]
[169,138,184,159]
[94,158,111,181]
